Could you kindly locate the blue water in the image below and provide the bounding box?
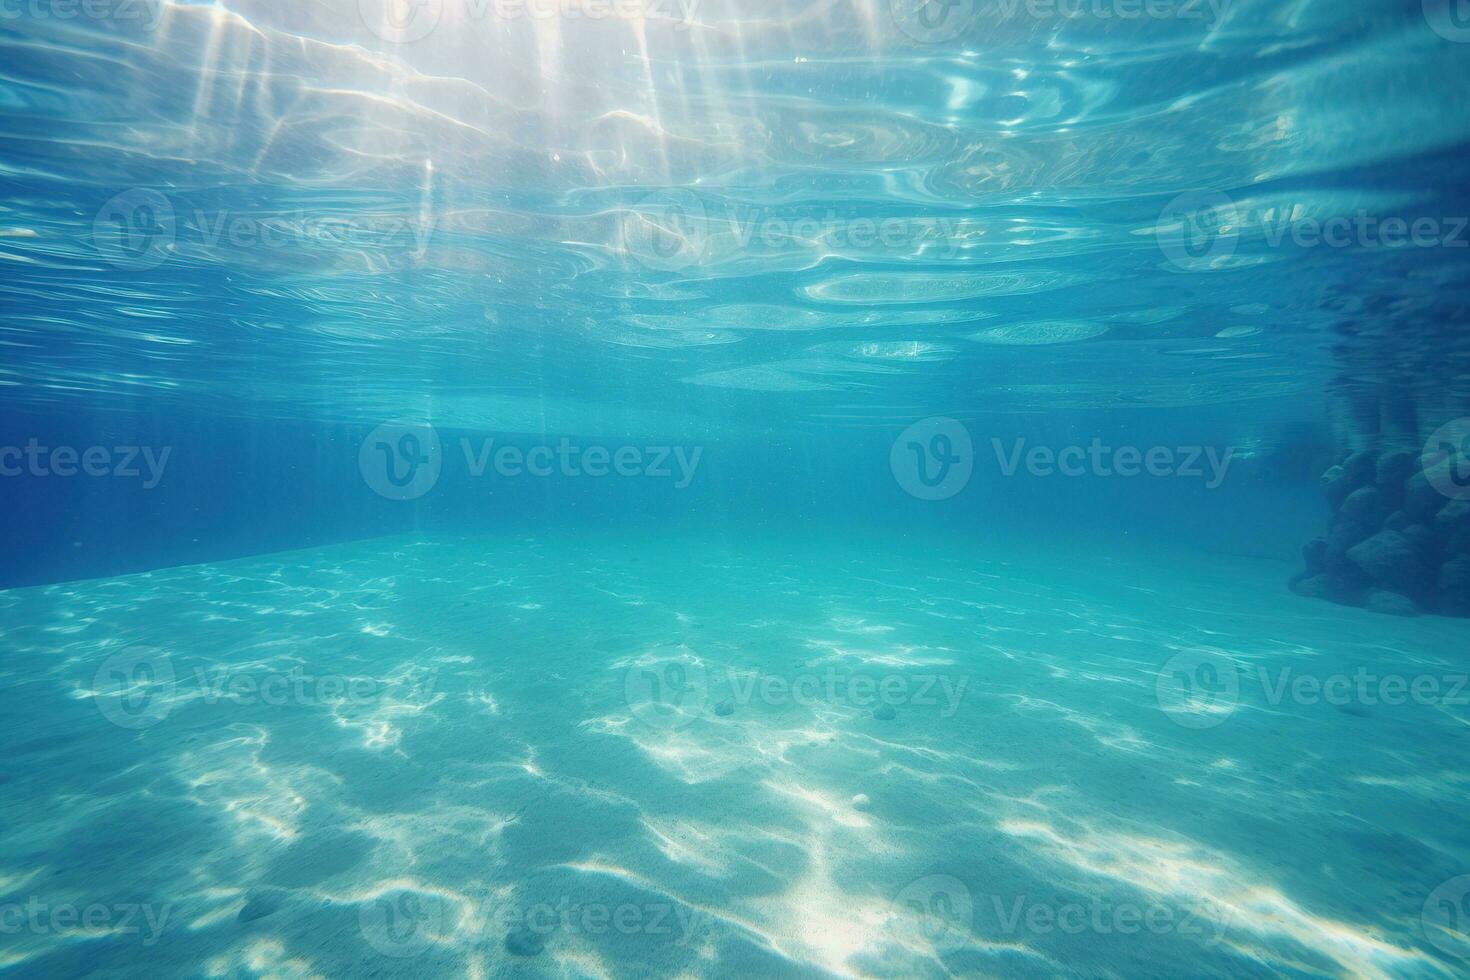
[3,1,1470,977]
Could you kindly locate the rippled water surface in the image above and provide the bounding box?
[3,0,1468,426]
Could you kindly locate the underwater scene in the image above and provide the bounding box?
[3,0,1470,977]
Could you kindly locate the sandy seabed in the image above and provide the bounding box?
[2,533,1468,977]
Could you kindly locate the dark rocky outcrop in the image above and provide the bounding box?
[1288,574,1333,601]
[1375,450,1416,510]
[1364,589,1420,617]
[1294,444,1470,616]
[1405,470,1449,521]
[1302,537,1327,570]
[1296,269,1470,615]
[1347,531,1429,597]
[1340,486,1385,524]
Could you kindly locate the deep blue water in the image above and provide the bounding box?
[3,1,1470,977]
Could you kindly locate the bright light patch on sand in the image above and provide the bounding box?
[998,819,1435,977]
[204,939,324,979]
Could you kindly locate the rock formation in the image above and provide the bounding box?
[1291,439,1470,617]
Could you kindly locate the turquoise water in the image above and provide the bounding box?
[3,1,1470,977]
[9,533,1470,977]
